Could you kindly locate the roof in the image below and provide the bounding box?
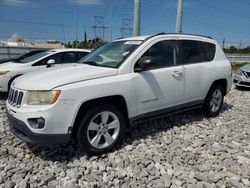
[115,36,150,41]
[115,33,214,42]
[47,48,91,53]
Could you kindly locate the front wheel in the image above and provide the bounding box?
[76,104,126,155]
[203,85,224,117]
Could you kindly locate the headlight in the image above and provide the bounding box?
[26,90,61,105]
[236,70,243,76]
[0,71,9,75]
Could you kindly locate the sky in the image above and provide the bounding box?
[0,0,250,47]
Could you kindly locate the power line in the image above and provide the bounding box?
[0,19,92,28]
[184,13,250,38]
[195,0,250,20]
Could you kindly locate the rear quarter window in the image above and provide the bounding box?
[198,41,216,62]
[179,40,216,64]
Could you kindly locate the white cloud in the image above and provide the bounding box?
[70,0,102,6]
[1,0,30,6]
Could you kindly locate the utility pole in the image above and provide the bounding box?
[92,16,108,48]
[121,18,133,38]
[75,0,78,48]
[133,0,141,36]
[239,40,242,54]
[176,0,183,33]
[222,38,225,49]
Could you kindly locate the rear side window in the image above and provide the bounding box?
[199,42,216,62]
[180,40,201,63]
[179,40,216,64]
[60,52,75,63]
[76,52,89,61]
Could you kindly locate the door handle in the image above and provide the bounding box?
[172,70,183,77]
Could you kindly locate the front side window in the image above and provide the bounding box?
[33,53,62,66]
[79,40,142,68]
[138,40,178,69]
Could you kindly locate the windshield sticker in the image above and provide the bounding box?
[124,41,142,45]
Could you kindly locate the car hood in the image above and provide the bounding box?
[14,64,118,90]
[0,62,27,70]
[240,64,250,72]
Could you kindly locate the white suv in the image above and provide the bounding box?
[0,48,90,92]
[6,33,232,154]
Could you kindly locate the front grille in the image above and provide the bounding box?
[243,71,250,78]
[8,88,24,108]
[239,81,250,86]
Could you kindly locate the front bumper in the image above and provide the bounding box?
[7,110,71,144]
[234,74,250,87]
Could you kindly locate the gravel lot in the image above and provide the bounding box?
[0,88,250,188]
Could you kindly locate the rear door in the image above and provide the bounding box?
[178,40,216,103]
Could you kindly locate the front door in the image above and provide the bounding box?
[133,40,185,115]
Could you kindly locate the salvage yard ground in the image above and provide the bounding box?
[0,88,250,188]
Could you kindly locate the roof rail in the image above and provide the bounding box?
[154,32,213,39]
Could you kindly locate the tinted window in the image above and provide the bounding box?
[179,40,216,64]
[180,40,201,64]
[140,40,178,68]
[60,52,75,63]
[76,52,88,61]
[33,53,62,66]
[199,41,216,62]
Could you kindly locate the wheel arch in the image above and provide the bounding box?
[8,74,22,90]
[71,95,129,139]
[208,79,227,96]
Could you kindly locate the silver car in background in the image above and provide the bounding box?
[234,64,250,88]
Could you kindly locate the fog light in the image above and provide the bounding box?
[28,118,45,129]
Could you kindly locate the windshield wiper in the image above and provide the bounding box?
[82,61,100,66]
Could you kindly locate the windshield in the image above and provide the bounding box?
[15,50,45,62]
[18,51,51,63]
[79,40,142,68]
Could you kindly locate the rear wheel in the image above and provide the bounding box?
[76,104,126,155]
[203,85,224,117]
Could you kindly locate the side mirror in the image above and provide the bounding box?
[135,56,156,71]
[47,59,55,67]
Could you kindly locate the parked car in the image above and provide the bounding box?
[0,49,47,64]
[233,64,250,88]
[0,48,90,92]
[6,33,232,154]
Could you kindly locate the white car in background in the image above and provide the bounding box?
[234,64,250,88]
[0,48,90,92]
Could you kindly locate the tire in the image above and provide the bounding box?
[76,104,126,155]
[235,85,243,90]
[202,85,224,117]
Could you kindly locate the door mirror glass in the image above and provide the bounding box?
[47,59,55,68]
[137,56,156,70]
[47,59,55,65]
